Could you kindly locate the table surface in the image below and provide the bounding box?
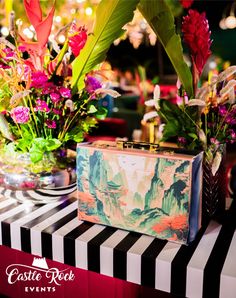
[0,192,236,298]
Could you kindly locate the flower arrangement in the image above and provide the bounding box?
[0,0,140,164]
[145,8,236,174]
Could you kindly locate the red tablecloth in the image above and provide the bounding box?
[0,245,167,298]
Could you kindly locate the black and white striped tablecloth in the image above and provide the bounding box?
[0,193,236,298]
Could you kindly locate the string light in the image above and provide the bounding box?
[0,1,156,48]
[85,7,93,16]
[1,26,9,36]
[219,1,236,30]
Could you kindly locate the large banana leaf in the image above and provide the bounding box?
[138,0,193,98]
[72,0,139,92]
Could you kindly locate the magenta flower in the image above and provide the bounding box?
[41,82,56,95]
[59,87,71,98]
[0,62,10,69]
[11,106,30,124]
[52,108,62,115]
[45,119,56,128]
[218,105,227,116]
[31,71,48,88]
[68,23,87,57]
[225,115,236,125]
[178,136,187,145]
[85,76,102,94]
[231,130,236,140]
[35,99,50,113]
[210,138,220,145]
[18,45,27,53]
[3,48,15,59]
[50,92,61,103]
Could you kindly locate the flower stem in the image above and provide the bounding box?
[215,104,232,140]
[181,106,201,131]
[27,95,40,136]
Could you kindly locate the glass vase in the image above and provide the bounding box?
[202,144,226,225]
[0,149,76,204]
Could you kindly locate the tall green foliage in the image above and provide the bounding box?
[72,0,139,92]
[72,0,193,97]
[138,0,193,98]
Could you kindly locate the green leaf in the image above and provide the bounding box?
[45,138,61,151]
[65,128,84,143]
[31,138,47,150]
[81,117,98,133]
[188,133,198,140]
[88,105,98,114]
[29,144,44,163]
[17,138,32,152]
[158,99,182,122]
[163,121,180,139]
[138,0,193,98]
[95,107,108,120]
[72,0,139,92]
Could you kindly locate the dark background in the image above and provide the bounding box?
[107,0,236,80]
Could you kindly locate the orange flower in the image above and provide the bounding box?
[152,216,171,233]
[152,214,188,234]
[78,211,100,223]
[170,214,188,230]
[78,192,96,208]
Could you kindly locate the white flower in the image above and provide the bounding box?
[65,99,75,111]
[198,129,207,148]
[156,123,165,140]
[143,85,160,122]
[219,79,236,104]
[95,88,121,98]
[187,99,206,107]
[143,111,159,122]
[144,84,160,110]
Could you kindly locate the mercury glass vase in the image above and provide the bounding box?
[202,144,226,225]
[0,149,77,204]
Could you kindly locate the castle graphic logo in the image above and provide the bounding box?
[5,256,75,293]
[32,257,49,269]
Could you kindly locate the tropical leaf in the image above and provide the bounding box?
[72,0,139,92]
[138,0,193,98]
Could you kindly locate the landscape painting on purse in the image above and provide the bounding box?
[77,144,203,244]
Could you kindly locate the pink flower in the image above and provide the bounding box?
[68,23,87,57]
[52,108,62,115]
[85,75,102,94]
[35,99,50,113]
[50,92,61,103]
[182,10,212,76]
[3,48,15,60]
[59,87,71,98]
[18,45,27,52]
[41,82,56,95]
[31,71,48,88]
[45,119,56,128]
[11,106,30,123]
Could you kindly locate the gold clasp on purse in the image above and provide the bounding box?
[116,141,159,152]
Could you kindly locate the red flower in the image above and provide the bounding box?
[182,9,212,76]
[180,0,194,9]
[68,23,87,57]
[23,0,55,49]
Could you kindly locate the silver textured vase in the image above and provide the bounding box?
[0,149,77,204]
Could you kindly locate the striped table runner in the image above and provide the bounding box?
[0,193,236,298]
